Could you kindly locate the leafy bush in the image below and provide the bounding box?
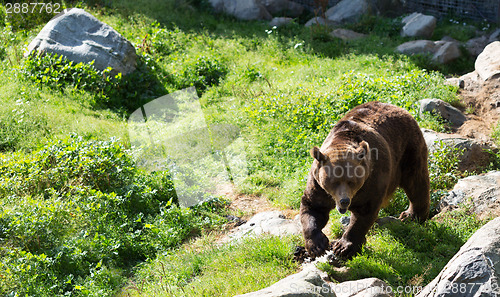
[175,54,228,94]
[428,140,464,190]
[20,52,166,113]
[0,135,228,296]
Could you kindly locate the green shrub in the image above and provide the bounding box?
[428,140,464,190]
[20,52,166,113]
[0,135,227,296]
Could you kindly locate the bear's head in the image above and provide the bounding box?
[310,141,371,214]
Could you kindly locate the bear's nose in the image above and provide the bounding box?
[339,198,350,208]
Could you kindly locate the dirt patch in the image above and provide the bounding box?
[457,77,500,141]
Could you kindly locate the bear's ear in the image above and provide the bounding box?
[358,141,370,160]
[310,146,327,163]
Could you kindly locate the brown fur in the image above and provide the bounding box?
[300,101,430,259]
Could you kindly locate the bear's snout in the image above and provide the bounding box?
[338,198,350,214]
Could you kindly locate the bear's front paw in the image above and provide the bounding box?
[331,238,361,259]
[305,232,329,257]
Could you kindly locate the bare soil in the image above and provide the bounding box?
[456,77,500,141]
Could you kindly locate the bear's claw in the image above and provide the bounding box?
[305,232,329,257]
[331,238,360,259]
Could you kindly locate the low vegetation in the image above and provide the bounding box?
[0,0,496,296]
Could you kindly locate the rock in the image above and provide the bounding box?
[431,41,461,64]
[222,211,301,243]
[416,217,500,297]
[396,40,437,55]
[489,28,500,43]
[332,278,394,297]
[459,71,482,91]
[260,0,304,17]
[25,8,137,75]
[421,129,494,172]
[209,0,272,21]
[330,28,367,41]
[234,266,335,297]
[305,16,332,27]
[440,171,500,218]
[325,0,371,24]
[340,216,351,227]
[396,40,461,64]
[465,36,489,57]
[401,13,437,39]
[475,41,500,81]
[269,17,294,27]
[445,77,465,89]
[419,99,467,127]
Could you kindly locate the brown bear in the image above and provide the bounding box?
[300,101,430,259]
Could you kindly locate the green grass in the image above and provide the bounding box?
[321,208,485,293]
[120,235,300,297]
[0,0,495,296]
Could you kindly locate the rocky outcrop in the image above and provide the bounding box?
[440,171,500,219]
[234,266,335,297]
[332,278,394,297]
[25,8,137,75]
[417,217,500,297]
[419,99,467,127]
[401,13,437,39]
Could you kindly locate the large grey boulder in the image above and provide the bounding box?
[396,40,461,64]
[421,129,493,172]
[431,41,461,64]
[416,217,500,297]
[419,98,467,127]
[25,8,137,75]
[260,0,304,17]
[221,211,301,243]
[325,0,371,24]
[465,36,489,57]
[401,12,437,39]
[396,40,437,55]
[475,41,500,81]
[209,0,272,20]
[332,278,394,297]
[440,171,500,219]
[234,266,336,297]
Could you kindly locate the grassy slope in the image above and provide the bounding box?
[0,1,495,296]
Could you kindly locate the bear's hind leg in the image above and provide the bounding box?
[400,162,430,222]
